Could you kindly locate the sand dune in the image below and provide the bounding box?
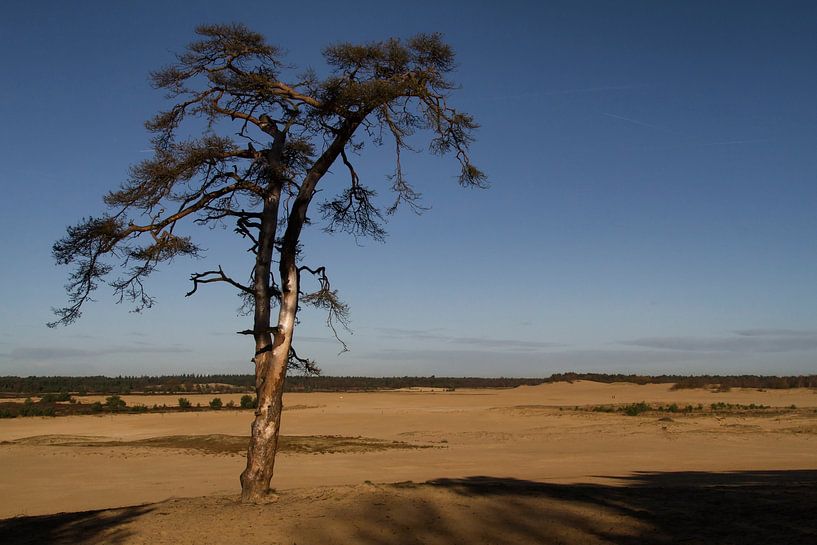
[1,381,815,543]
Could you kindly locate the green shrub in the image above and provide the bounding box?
[178,397,192,409]
[0,408,16,419]
[105,395,127,410]
[240,394,256,409]
[90,401,104,412]
[209,398,223,410]
[621,402,650,416]
[19,405,44,417]
[130,404,149,413]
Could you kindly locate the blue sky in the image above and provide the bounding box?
[1,0,816,376]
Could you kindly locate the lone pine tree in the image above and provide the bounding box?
[51,23,484,501]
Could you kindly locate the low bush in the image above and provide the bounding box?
[209,397,223,410]
[105,395,127,410]
[621,402,650,416]
[178,397,192,409]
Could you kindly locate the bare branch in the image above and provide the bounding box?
[288,345,321,375]
[186,266,253,297]
[237,326,278,335]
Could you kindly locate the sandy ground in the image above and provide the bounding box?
[1,381,816,544]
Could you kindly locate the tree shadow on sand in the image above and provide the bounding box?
[1,470,815,544]
[0,505,152,545]
[309,470,817,545]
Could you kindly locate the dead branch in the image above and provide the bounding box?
[186,266,253,297]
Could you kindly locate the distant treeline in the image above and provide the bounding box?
[0,373,815,395]
[0,375,547,395]
[547,373,817,390]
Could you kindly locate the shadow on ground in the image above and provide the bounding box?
[0,505,152,545]
[1,470,815,544]
[314,470,817,545]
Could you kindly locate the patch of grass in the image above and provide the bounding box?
[7,434,432,456]
[591,405,616,413]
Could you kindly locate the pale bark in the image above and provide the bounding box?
[238,121,359,501]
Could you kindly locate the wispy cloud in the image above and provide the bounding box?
[602,112,771,149]
[295,335,344,344]
[698,138,771,146]
[734,328,817,337]
[602,112,677,133]
[3,344,193,361]
[375,328,562,352]
[621,330,817,353]
[360,347,719,375]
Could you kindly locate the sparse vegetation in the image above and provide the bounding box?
[548,373,817,390]
[581,401,799,418]
[105,395,126,411]
[178,398,192,409]
[40,392,72,403]
[622,402,650,416]
[7,434,433,456]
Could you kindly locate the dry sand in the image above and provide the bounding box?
[1,381,816,544]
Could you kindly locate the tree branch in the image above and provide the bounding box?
[299,265,350,353]
[186,266,253,297]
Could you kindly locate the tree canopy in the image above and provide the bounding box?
[51,23,484,334]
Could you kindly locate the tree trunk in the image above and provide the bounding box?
[240,250,298,502]
[239,123,356,501]
[239,342,288,501]
[240,171,287,502]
